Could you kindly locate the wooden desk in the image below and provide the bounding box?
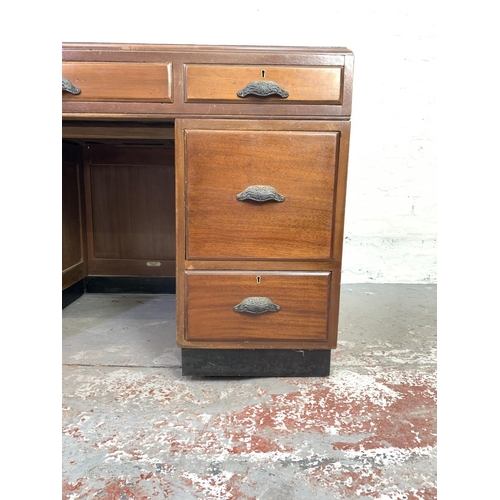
[62,43,354,376]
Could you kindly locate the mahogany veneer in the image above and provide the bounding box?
[62,43,354,375]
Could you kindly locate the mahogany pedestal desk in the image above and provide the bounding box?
[62,43,354,377]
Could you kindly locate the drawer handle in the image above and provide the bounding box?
[237,81,289,98]
[234,297,281,314]
[62,78,81,95]
[236,185,285,203]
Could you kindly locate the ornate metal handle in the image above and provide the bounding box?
[234,297,281,314]
[237,81,289,98]
[236,185,285,203]
[62,78,81,95]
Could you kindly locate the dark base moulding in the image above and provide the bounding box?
[182,348,331,377]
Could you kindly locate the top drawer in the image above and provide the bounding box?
[185,65,343,104]
[62,62,173,102]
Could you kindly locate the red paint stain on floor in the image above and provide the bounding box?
[228,433,293,454]
[211,371,436,452]
[63,475,176,500]
[343,380,436,450]
[97,478,148,500]
[62,480,83,499]
[407,487,438,500]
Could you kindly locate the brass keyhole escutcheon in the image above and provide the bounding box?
[256,276,261,284]
[261,70,266,78]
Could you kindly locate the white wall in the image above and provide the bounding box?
[61,0,437,284]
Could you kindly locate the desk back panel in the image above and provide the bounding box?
[82,144,176,277]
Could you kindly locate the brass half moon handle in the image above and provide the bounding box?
[237,81,289,98]
[234,297,281,314]
[62,78,81,95]
[236,185,285,203]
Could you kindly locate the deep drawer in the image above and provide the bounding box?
[185,128,339,260]
[185,271,331,342]
[62,62,173,102]
[185,64,343,104]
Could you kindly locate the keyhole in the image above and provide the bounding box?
[261,70,266,78]
[256,276,261,284]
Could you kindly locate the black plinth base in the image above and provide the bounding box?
[62,279,85,309]
[62,277,176,309]
[182,348,331,377]
[85,276,175,294]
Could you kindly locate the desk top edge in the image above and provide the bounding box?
[62,42,353,55]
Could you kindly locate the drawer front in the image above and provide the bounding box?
[185,271,331,342]
[185,65,343,104]
[62,62,173,102]
[185,128,339,260]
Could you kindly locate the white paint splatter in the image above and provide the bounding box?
[182,471,235,499]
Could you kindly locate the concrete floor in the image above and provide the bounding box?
[62,284,437,500]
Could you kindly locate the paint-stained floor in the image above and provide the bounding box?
[62,284,437,500]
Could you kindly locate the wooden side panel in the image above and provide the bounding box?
[185,65,343,104]
[185,271,331,343]
[62,143,86,290]
[85,146,176,276]
[62,62,173,102]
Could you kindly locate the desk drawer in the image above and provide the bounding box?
[185,271,331,342]
[185,128,339,260]
[185,64,343,104]
[62,62,173,102]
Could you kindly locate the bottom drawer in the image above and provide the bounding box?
[185,271,331,343]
